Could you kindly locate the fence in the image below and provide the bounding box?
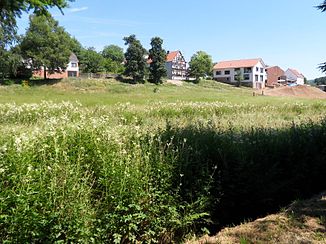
[79,73,119,79]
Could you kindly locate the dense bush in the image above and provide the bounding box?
[0,102,325,242]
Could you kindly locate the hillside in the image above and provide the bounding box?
[189,192,326,243]
[1,79,326,106]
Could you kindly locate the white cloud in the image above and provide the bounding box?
[69,7,89,13]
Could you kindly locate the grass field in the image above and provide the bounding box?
[1,78,323,105]
[0,78,325,243]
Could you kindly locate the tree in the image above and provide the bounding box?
[188,51,213,81]
[69,37,84,58]
[102,45,124,63]
[123,35,147,82]
[317,1,326,12]
[148,37,167,84]
[101,45,125,74]
[79,47,105,73]
[0,0,73,47]
[20,15,73,79]
[0,0,72,81]
[314,76,326,85]
[317,1,326,72]
[235,69,244,87]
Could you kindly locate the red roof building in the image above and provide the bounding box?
[213,58,266,89]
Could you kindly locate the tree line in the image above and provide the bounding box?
[0,1,214,84]
[3,0,325,84]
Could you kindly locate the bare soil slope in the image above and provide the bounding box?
[189,192,326,244]
[265,86,326,99]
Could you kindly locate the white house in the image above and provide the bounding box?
[33,53,79,79]
[213,58,267,89]
[284,68,305,85]
[165,51,187,80]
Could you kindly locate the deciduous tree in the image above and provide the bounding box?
[0,0,73,46]
[123,35,147,82]
[102,45,124,63]
[148,37,167,84]
[317,1,326,72]
[317,1,326,12]
[20,15,73,79]
[188,51,213,81]
[79,47,105,73]
[235,69,244,87]
[102,45,125,74]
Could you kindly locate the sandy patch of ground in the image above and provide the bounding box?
[188,192,326,244]
[166,79,183,86]
[264,85,326,99]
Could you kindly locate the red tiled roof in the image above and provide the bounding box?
[288,68,305,79]
[166,51,179,62]
[213,58,262,69]
[147,51,182,64]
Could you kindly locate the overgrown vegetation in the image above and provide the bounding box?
[0,81,326,242]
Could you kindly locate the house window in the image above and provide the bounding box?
[255,75,259,82]
[260,75,264,82]
[256,67,259,72]
[260,68,264,73]
[224,70,230,75]
[216,71,222,76]
[244,67,252,73]
[244,74,250,80]
[71,63,77,67]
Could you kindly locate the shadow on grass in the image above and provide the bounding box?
[215,192,326,243]
[286,192,326,229]
[158,119,326,234]
[116,75,145,84]
[28,78,63,86]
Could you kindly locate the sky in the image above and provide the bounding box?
[16,0,326,79]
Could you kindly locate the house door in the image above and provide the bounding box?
[68,71,77,77]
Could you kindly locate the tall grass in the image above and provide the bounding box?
[0,101,325,242]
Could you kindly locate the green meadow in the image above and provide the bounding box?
[0,79,325,243]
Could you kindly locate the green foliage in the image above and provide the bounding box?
[317,1,326,12]
[123,35,148,82]
[0,0,73,48]
[318,2,326,71]
[20,15,73,79]
[318,62,326,74]
[189,51,213,80]
[102,45,124,63]
[79,47,105,73]
[235,69,244,87]
[102,58,125,74]
[101,45,125,74]
[69,37,84,58]
[149,37,167,84]
[314,76,326,85]
[0,100,326,242]
[0,48,23,82]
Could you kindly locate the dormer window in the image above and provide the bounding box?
[71,63,77,67]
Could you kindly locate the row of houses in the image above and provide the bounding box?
[34,51,305,90]
[33,51,187,80]
[212,58,305,89]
